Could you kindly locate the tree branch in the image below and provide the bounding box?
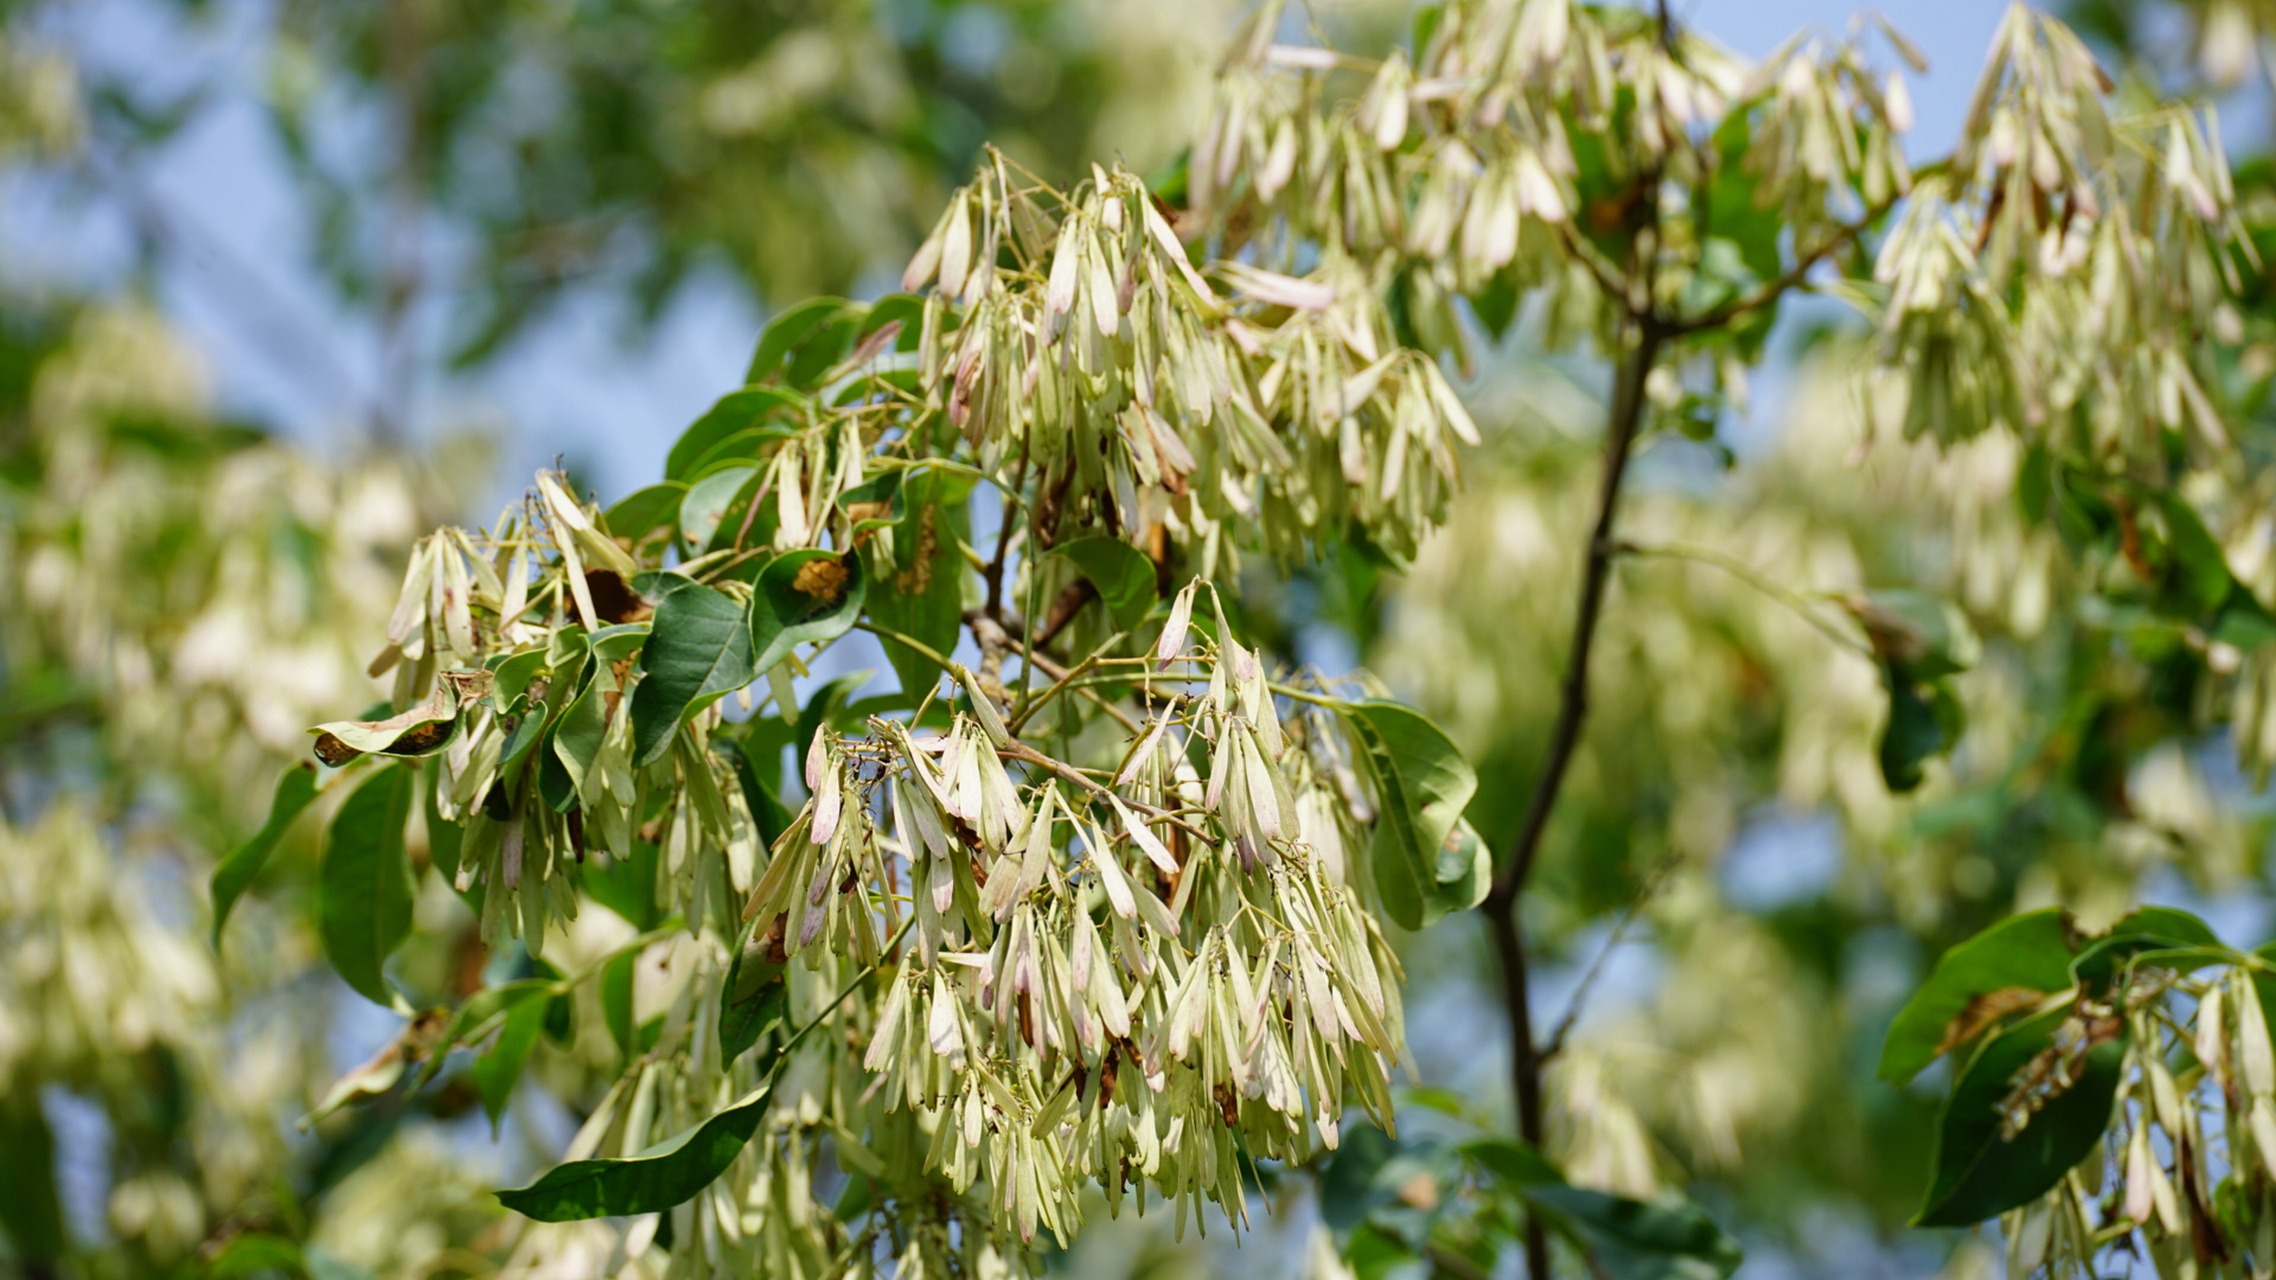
[1483,318,1662,916]
[1478,313,1664,1280]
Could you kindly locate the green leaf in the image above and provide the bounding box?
[203,1231,307,1278]
[1876,662,1963,792]
[602,482,687,546]
[2152,493,2233,618]
[1339,700,1480,931]
[750,549,867,674]
[745,297,858,387]
[494,1084,775,1222]
[319,765,417,1007]
[1879,908,2076,1085]
[1049,536,1158,632]
[1914,1007,2125,1226]
[489,648,550,711]
[700,465,777,556]
[601,947,638,1060]
[665,388,803,482]
[1522,1184,1745,1280]
[2070,906,2225,989]
[211,762,322,947]
[1851,590,1980,680]
[863,467,971,699]
[476,995,549,1134]
[1461,1137,1565,1187]
[678,465,759,549]
[1463,1139,1742,1280]
[629,577,756,767]
[0,1101,65,1265]
[719,942,787,1071]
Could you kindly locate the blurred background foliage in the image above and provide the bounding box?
[12,0,2276,1277]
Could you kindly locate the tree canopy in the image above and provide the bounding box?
[14,1,2276,1278]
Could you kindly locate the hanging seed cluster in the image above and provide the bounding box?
[1872,5,2246,462]
[1992,963,2276,1278]
[752,594,1408,1245]
[1188,0,1913,360]
[909,157,1477,567]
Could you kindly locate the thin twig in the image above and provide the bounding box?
[1664,209,1889,338]
[1541,855,1680,1063]
[1614,538,1874,658]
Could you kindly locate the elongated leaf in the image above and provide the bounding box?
[495,1085,775,1221]
[629,578,756,767]
[476,995,550,1133]
[720,941,787,1071]
[863,468,971,698]
[2070,906,2224,989]
[601,948,638,1059]
[1878,908,2076,1084]
[319,765,416,1007]
[310,684,457,765]
[678,465,759,549]
[211,762,321,947]
[1915,1007,2125,1226]
[745,297,857,386]
[1050,536,1158,631]
[1461,1137,1565,1187]
[665,387,804,482]
[603,482,687,545]
[750,549,867,674]
[1463,1139,1742,1280]
[1523,1185,1745,1280]
[1340,700,1479,931]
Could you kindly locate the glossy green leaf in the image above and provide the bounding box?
[319,765,416,1007]
[629,577,756,767]
[494,1084,774,1222]
[2070,906,2225,989]
[750,549,867,674]
[211,761,321,947]
[1915,1007,2125,1226]
[1339,699,1480,931]
[476,995,549,1134]
[745,297,857,386]
[1049,536,1158,631]
[863,467,971,699]
[602,482,687,545]
[665,387,803,482]
[678,465,759,549]
[488,648,550,710]
[1879,907,2076,1085]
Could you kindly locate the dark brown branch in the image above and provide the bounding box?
[1478,314,1664,1280]
[1482,318,1662,916]
[1664,210,1886,338]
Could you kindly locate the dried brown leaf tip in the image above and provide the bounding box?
[1935,985,2047,1058]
